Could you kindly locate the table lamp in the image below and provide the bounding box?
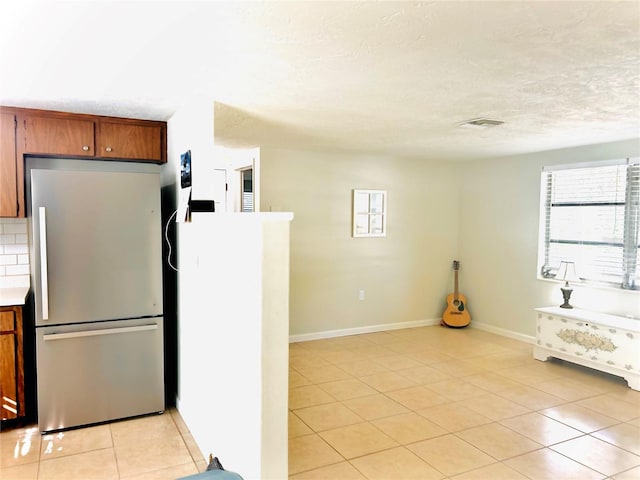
[557,261,578,309]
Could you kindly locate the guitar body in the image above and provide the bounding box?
[442,260,471,328]
[442,292,471,328]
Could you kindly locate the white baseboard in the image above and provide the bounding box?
[289,318,536,345]
[470,320,536,344]
[289,318,441,343]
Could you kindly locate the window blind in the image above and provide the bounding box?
[540,159,639,290]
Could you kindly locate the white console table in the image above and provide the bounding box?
[534,307,640,391]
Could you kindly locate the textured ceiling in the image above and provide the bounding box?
[1,1,638,161]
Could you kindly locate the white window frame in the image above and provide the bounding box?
[537,158,639,290]
[352,189,387,237]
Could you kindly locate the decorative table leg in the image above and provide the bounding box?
[625,374,640,392]
[533,347,551,362]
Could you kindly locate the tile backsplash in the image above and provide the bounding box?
[0,218,30,287]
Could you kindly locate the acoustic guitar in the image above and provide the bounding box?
[442,260,471,328]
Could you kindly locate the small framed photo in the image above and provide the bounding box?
[353,189,387,237]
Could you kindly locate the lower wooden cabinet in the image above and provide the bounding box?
[0,306,24,420]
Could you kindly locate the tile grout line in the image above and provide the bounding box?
[288,326,639,479]
[107,423,122,480]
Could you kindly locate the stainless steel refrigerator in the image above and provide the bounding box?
[27,158,164,433]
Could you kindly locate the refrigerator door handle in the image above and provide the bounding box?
[39,206,49,320]
[43,324,158,341]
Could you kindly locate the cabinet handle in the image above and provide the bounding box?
[82,145,90,151]
[105,146,113,153]
[43,324,158,341]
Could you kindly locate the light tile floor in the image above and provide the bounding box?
[1,325,639,479]
[288,325,640,479]
[0,409,204,480]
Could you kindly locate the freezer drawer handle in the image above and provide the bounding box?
[39,207,49,320]
[43,324,158,341]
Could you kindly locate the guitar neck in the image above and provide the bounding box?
[454,269,459,301]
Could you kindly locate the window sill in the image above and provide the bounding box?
[536,276,640,295]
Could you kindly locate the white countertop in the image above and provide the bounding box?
[0,286,30,306]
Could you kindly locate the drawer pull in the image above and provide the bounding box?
[44,324,157,341]
[82,145,90,151]
[105,146,113,152]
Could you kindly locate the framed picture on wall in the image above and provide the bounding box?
[180,150,192,189]
[353,189,387,237]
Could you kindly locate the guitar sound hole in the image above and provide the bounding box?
[453,300,460,306]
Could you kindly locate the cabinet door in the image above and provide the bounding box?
[97,122,164,162]
[0,310,17,420]
[23,114,95,156]
[0,112,18,217]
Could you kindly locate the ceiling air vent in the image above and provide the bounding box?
[457,118,504,129]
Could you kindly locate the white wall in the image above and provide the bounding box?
[163,100,216,192]
[458,139,640,339]
[260,147,461,338]
[166,102,290,478]
[202,146,260,212]
[177,213,291,479]
[165,99,214,464]
[260,140,639,341]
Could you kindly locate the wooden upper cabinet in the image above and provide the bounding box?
[0,106,167,217]
[16,109,166,163]
[96,122,164,162]
[0,112,18,217]
[22,113,95,156]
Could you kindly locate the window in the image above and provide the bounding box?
[539,159,639,290]
[240,168,253,213]
[353,190,387,237]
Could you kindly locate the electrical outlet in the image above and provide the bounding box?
[358,290,365,301]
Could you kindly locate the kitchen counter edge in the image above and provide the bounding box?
[0,287,30,306]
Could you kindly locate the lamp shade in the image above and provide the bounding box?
[557,261,578,283]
